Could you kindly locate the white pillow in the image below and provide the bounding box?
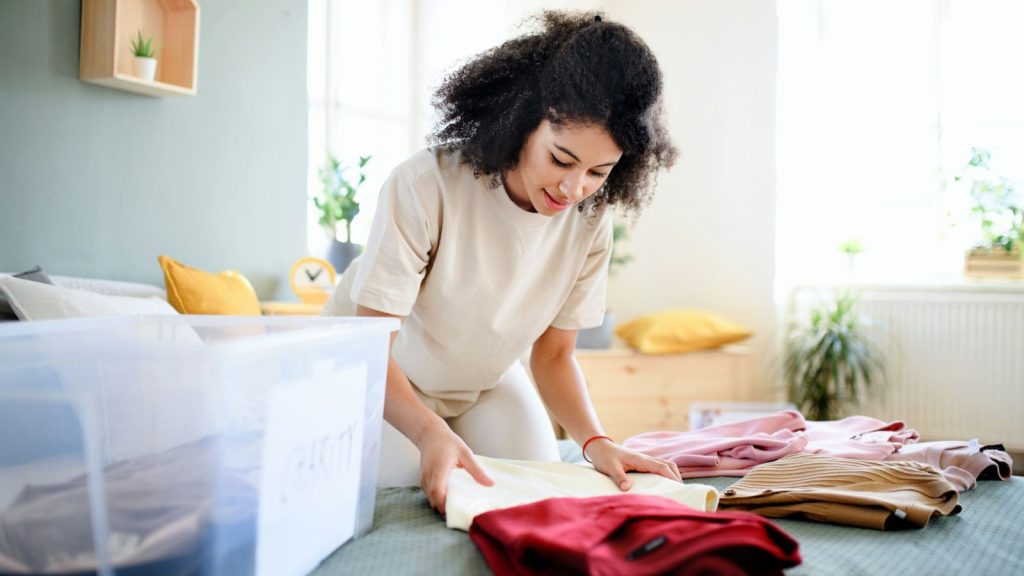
[0,275,178,320]
[51,275,167,300]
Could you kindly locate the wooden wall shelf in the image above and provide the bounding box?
[79,0,200,97]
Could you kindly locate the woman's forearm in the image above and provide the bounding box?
[530,346,605,444]
[383,355,448,445]
[357,305,446,447]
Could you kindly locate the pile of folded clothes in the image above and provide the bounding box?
[443,411,1012,575]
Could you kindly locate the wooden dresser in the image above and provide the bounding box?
[569,346,753,441]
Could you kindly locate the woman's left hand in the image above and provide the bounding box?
[584,438,682,490]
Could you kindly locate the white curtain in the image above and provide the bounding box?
[775,0,1024,294]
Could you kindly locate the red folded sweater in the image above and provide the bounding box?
[469,494,801,576]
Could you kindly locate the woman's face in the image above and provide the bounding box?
[504,120,623,216]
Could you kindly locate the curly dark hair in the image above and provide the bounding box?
[429,11,677,216]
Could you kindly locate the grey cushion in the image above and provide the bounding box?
[0,266,53,318]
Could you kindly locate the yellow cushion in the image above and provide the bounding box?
[158,255,262,315]
[614,309,752,354]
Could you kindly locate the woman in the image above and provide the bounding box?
[324,11,680,513]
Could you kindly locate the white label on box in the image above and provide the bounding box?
[256,360,367,576]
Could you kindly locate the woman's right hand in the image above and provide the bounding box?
[416,422,494,516]
[355,305,493,515]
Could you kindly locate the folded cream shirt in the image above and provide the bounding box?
[445,456,719,531]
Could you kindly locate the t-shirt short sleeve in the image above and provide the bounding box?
[551,211,613,331]
[350,161,439,316]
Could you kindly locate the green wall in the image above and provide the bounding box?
[0,0,308,299]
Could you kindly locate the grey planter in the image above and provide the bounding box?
[325,241,362,275]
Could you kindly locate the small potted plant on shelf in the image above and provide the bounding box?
[782,289,886,421]
[957,148,1024,279]
[314,153,372,274]
[130,30,159,82]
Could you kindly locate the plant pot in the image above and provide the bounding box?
[964,247,1024,279]
[576,312,615,349]
[325,240,362,275]
[133,56,157,82]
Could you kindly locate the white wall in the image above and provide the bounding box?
[603,1,779,395]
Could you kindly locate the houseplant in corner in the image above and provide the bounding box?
[782,289,885,421]
[576,220,632,349]
[130,30,159,82]
[314,153,371,274]
[958,148,1024,278]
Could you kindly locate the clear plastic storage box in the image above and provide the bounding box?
[0,315,398,576]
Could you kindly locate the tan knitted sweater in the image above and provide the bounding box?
[719,453,961,530]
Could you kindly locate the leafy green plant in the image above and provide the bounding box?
[130,30,158,58]
[955,147,1023,257]
[314,154,371,243]
[839,238,864,278]
[783,291,885,421]
[839,239,864,256]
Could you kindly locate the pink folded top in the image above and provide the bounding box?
[624,411,922,478]
[623,410,809,478]
[804,415,919,460]
[885,440,1013,492]
[624,410,1014,486]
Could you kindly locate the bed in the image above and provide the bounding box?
[2,275,1020,573]
[313,442,1024,575]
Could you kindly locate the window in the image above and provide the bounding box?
[775,0,1024,294]
[307,0,414,253]
[307,0,520,253]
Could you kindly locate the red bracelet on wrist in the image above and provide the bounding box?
[581,435,613,463]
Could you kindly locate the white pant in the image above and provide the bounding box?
[377,361,561,487]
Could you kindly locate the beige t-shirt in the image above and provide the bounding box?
[323,147,612,415]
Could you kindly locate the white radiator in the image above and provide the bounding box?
[790,285,1024,451]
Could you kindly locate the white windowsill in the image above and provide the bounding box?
[793,276,1024,295]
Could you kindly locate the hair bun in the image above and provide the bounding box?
[594,15,602,22]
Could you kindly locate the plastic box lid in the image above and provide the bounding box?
[0,315,398,576]
[689,401,799,430]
